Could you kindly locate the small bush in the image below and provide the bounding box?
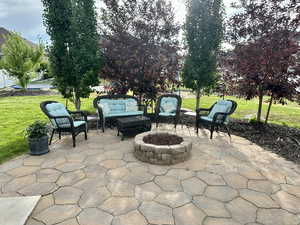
[25,121,49,139]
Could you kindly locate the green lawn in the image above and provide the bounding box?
[0,94,300,164]
[0,95,95,164]
[183,96,300,128]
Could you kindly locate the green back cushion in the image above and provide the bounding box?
[208,100,232,119]
[98,98,138,115]
[125,99,138,112]
[160,97,178,113]
[45,103,71,127]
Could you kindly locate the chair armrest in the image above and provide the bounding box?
[196,108,211,114]
[69,110,87,122]
[212,112,229,123]
[50,115,74,129]
[138,104,146,114]
[95,105,105,120]
[196,108,211,120]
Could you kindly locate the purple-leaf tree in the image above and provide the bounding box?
[226,0,300,123]
[100,0,181,104]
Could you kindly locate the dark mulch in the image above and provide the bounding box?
[228,121,300,164]
[180,114,300,164]
[0,90,58,97]
[143,133,183,145]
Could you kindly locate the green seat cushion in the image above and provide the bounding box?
[159,112,176,117]
[200,116,229,124]
[106,111,144,118]
[57,120,86,128]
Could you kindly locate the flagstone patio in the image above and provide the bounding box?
[1,124,300,225]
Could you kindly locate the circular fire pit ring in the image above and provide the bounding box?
[134,131,192,165]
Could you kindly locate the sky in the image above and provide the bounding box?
[0,0,235,44]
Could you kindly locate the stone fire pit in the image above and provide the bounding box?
[134,131,192,165]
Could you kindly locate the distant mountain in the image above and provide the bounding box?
[0,27,36,56]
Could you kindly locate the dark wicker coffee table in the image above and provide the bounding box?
[116,116,152,140]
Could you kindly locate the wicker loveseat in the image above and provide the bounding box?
[93,95,146,132]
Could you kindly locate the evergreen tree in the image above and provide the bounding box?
[182,0,224,110]
[42,0,102,110]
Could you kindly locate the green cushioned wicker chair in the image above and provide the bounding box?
[40,101,88,147]
[196,99,237,139]
[155,94,182,128]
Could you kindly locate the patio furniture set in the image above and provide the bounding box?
[40,94,237,147]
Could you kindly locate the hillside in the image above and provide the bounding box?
[0,27,36,55]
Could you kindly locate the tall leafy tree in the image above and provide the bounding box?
[100,0,181,104]
[0,33,44,90]
[227,0,300,123]
[42,0,102,110]
[182,0,224,110]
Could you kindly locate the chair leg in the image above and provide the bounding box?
[49,130,55,145]
[225,125,231,138]
[58,131,61,139]
[72,133,76,147]
[210,125,215,139]
[196,120,199,134]
[84,129,87,140]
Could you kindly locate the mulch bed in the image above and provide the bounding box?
[143,133,183,145]
[0,90,58,97]
[180,114,300,164]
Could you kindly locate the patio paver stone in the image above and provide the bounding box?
[0,125,299,225]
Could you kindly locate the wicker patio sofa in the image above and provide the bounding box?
[93,95,146,132]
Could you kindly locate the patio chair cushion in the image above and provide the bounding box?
[106,111,144,118]
[125,99,138,112]
[98,102,110,116]
[207,100,232,119]
[98,98,140,118]
[159,112,176,117]
[200,116,229,124]
[58,120,86,128]
[46,103,71,127]
[160,97,178,114]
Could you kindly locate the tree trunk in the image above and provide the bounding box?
[74,91,81,111]
[195,89,201,111]
[265,95,273,124]
[75,97,81,111]
[257,92,264,123]
[19,77,28,91]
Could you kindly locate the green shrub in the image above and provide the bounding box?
[25,121,49,139]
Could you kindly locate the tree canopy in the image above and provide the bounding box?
[226,0,300,123]
[100,0,181,103]
[182,0,224,110]
[0,33,44,89]
[42,0,102,110]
